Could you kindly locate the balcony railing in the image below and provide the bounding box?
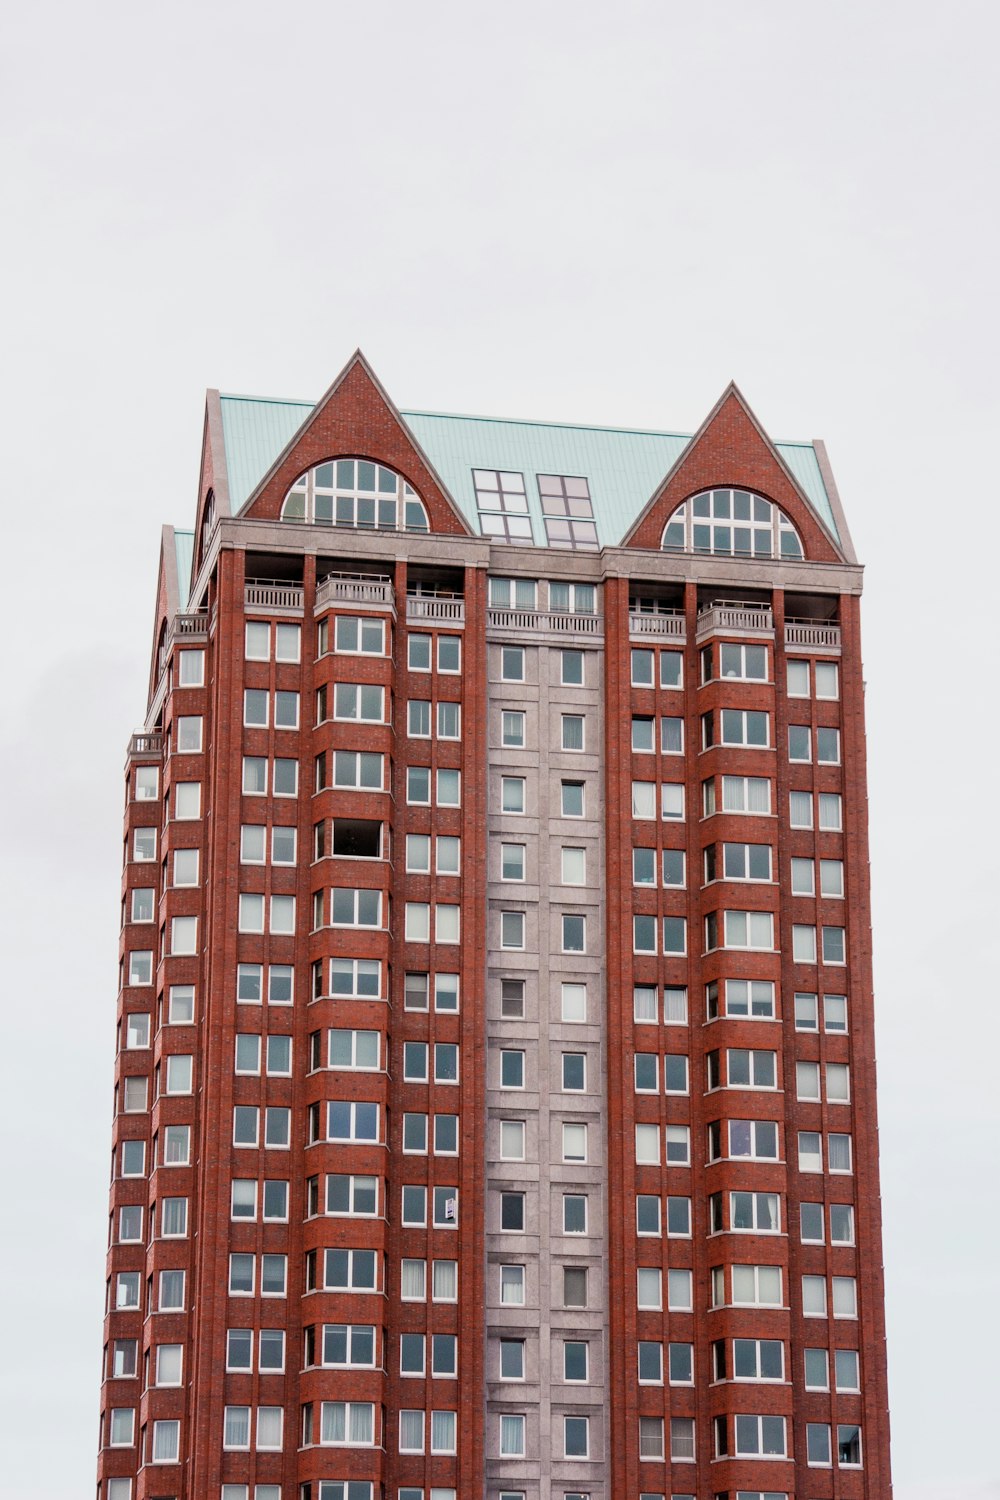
[245,581,304,612]
[316,576,394,610]
[629,610,685,639]
[486,607,604,636]
[785,621,841,649]
[406,596,465,625]
[169,610,209,641]
[129,731,164,757]
[696,604,774,637]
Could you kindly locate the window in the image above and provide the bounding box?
[639,1416,664,1459]
[718,842,772,882]
[490,576,538,610]
[500,1049,524,1088]
[562,1123,587,1162]
[729,1190,780,1233]
[633,848,655,885]
[793,923,817,962]
[823,925,846,963]
[127,950,153,986]
[561,846,586,884]
[125,1013,150,1049]
[500,1338,525,1379]
[501,776,525,813]
[723,1048,776,1089]
[707,909,773,951]
[725,1264,782,1307]
[833,1275,858,1318]
[719,775,771,815]
[632,1194,656,1230]
[560,649,584,686]
[539,477,598,548]
[122,1075,148,1111]
[799,1132,822,1171]
[638,1341,663,1384]
[500,1119,526,1160]
[717,708,769,747]
[332,615,385,657]
[563,1267,588,1307]
[501,910,525,949]
[807,1422,832,1466]
[500,1191,525,1231]
[152,1418,180,1462]
[561,914,585,952]
[836,1347,861,1390]
[563,1194,587,1233]
[132,827,156,861]
[817,726,840,763]
[501,645,525,681]
[502,709,525,746]
[327,1100,379,1142]
[725,1119,778,1161]
[283,458,427,529]
[664,489,802,558]
[499,1413,526,1456]
[156,1343,183,1386]
[134,766,160,804]
[831,1202,855,1242]
[174,781,201,820]
[661,783,684,820]
[564,1415,589,1457]
[819,791,843,829]
[561,713,585,750]
[501,1264,525,1304]
[803,1274,828,1317]
[327,957,380,999]
[561,780,584,816]
[664,1195,690,1236]
[728,1415,787,1458]
[474,469,533,542]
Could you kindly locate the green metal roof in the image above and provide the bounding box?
[217,394,838,546]
[174,529,194,608]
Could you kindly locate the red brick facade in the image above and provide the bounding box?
[98,366,891,1500]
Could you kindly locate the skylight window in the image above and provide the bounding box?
[662,489,803,559]
[473,470,534,543]
[281,459,428,531]
[538,474,598,549]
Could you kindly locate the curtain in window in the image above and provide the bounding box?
[401,1260,425,1298]
[322,1403,346,1443]
[224,1407,249,1447]
[431,1410,456,1452]
[828,1133,852,1171]
[350,1403,374,1444]
[500,1414,524,1455]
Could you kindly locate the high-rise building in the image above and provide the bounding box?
[99,353,891,1500]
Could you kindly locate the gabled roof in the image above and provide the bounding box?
[213,391,840,549]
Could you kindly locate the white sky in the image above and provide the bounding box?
[1,1,997,1494]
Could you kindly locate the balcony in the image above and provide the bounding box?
[168,610,208,643]
[129,731,164,757]
[696,603,774,639]
[244,581,305,613]
[316,575,394,612]
[629,610,685,640]
[486,607,604,638]
[406,595,465,626]
[785,620,841,651]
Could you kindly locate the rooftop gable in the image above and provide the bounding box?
[213,375,842,551]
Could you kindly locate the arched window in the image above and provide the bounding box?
[662,489,803,559]
[281,459,429,532]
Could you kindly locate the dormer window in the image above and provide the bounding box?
[281,459,428,531]
[662,489,803,559]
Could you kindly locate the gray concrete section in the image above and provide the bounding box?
[484,618,609,1500]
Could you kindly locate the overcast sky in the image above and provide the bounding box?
[2,1,997,1495]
